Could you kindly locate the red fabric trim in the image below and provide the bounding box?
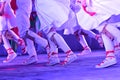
[83,46,89,50]
[82,5,96,16]
[7,48,14,54]
[66,50,72,55]
[106,50,114,56]
[11,27,19,36]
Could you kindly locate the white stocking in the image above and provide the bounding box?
[2,34,15,54]
[105,24,120,43]
[48,32,73,54]
[27,30,48,48]
[101,34,115,57]
[79,35,89,48]
[26,38,37,57]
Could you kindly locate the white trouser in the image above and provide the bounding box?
[47,31,73,53]
[4,3,17,28]
[7,29,20,42]
[48,38,58,57]
[79,35,89,48]
[48,38,58,53]
[101,34,114,56]
[26,38,37,57]
[105,24,120,43]
[27,30,48,48]
[2,33,15,54]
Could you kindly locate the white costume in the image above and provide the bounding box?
[35,0,69,33]
[60,0,103,55]
[76,0,120,31]
[0,0,26,63]
[35,0,77,65]
[76,0,120,68]
[16,0,50,64]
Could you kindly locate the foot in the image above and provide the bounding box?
[114,44,120,54]
[47,53,60,66]
[95,57,117,68]
[3,53,17,63]
[23,55,38,65]
[47,57,60,66]
[78,48,91,56]
[61,53,77,65]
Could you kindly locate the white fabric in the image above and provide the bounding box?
[101,34,114,51]
[0,16,6,31]
[48,32,72,53]
[0,0,4,2]
[56,0,78,34]
[35,0,69,33]
[56,0,70,9]
[27,30,48,47]
[79,35,89,47]
[16,0,37,57]
[0,0,11,3]
[76,8,97,30]
[0,0,6,2]
[76,0,120,31]
[16,0,32,37]
[26,38,37,57]
[105,24,120,43]
[2,33,12,49]
[4,2,17,28]
[62,10,77,35]
[16,0,32,14]
[0,0,16,32]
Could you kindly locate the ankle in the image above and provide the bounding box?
[65,50,73,56]
[106,50,115,58]
[7,48,15,54]
[83,46,90,50]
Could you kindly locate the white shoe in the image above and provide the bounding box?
[47,57,60,66]
[114,45,120,54]
[95,57,117,68]
[3,53,17,63]
[62,53,77,65]
[47,53,60,66]
[78,49,91,56]
[23,55,38,65]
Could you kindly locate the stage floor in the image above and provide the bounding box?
[0,50,120,80]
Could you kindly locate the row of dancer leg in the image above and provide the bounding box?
[35,0,78,65]
[53,0,120,68]
[0,0,26,63]
[73,0,120,68]
[0,0,48,64]
[57,0,104,56]
[11,0,77,65]
[34,0,104,65]
[1,0,120,69]
[15,0,120,68]
[0,0,103,66]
